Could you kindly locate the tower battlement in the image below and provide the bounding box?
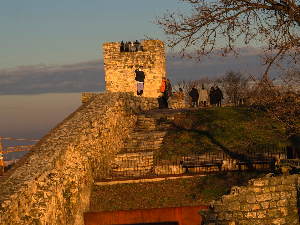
[103,40,166,98]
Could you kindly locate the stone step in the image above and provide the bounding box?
[109,169,152,178]
[124,131,167,153]
[127,130,167,138]
[125,143,163,149]
[123,146,161,153]
[135,114,175,131]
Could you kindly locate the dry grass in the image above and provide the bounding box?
[89,171,269,212]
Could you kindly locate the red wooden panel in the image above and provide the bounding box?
[84,205,209,225]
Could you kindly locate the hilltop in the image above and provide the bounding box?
[89,106,289,212]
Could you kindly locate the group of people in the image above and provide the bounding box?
[158,77,173,109]
[134,70,175,109]
[120,40,143,52]
[134,67,224,108]
[189,85,223,108]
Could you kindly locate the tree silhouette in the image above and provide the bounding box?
[155,0,300,79]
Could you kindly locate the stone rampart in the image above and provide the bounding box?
[0,92,157,225]
[199,173,300,224]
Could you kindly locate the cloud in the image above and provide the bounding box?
[0,48,279,95]
[165,47,284,83]
[165,50,260,82]
[0,60,106,95]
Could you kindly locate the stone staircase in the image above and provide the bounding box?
[110,112,177,178]
[123,113,175,153]
[134,114,174,132]
[124,131,167,153]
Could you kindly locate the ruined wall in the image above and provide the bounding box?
[199,173,300,224]
[103,40,166,98]
[0,93,157,225]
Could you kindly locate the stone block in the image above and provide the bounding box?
[253,178,269,186]
[269,201,278,208]
[271,192,280,201]
[232,211,244,219]
[280,191,292,199]
[228,201,240,211]
[256,193,272,202]
[281,175,296,185]
[269,177,282,186]
[224,212,233,220]
[239,203,252,211]
[256,210,267,219]
[252,204,261,211]
[275,184,294,192]
[252,187,262,193]
[291,190,297,198]
[245,192,256,203]
[277,199,289,207]
[271,218,286,225]
[268,208,284,218]
[244,211,256,219]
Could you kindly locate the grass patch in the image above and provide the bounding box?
[155,107,290,160]
[89,170,269,212]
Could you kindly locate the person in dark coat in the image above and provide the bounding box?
[135,66,145,96]
[159,77,168,108]
[189,86,199,108]
[165,79,173,109]
[215,86,223,107]
[120,41,125,52]
[209,87,217,107]
[158,93,164,109]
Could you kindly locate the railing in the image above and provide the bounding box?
[104,146,288,180]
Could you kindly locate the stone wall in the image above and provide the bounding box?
[199,173,300,224]
[0,92,157,225]
[103,40,166,98]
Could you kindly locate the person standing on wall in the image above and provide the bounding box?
[189,86,199,108]
[135,66,145,96]
[215,86,223,107]
[199,85,208,107]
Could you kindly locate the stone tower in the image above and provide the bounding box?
[103,40,167,98]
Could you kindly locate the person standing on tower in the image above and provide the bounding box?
[135,66,145,96]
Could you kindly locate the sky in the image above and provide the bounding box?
[0,0,263,159]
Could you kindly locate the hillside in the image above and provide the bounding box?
[157,107,290,159]
[89,107,289,212]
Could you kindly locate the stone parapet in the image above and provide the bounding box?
[0,93,158,225]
